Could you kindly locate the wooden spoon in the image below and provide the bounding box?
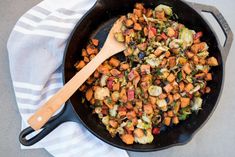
[28,17,126,131]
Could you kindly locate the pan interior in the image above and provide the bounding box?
[64,0,223,151]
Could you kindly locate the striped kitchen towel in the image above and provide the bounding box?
[7,0,129,157]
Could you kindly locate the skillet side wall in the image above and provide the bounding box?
[63,0,223,151]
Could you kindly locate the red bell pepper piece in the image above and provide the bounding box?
[127,89,135,101]
[107,77,114,90]
[161,32,168,40]
[118,73,124,78]
[128,70,135,81]
[194,31,203,40]
[148,26,157,38]
[152,127,160,135]
[149,27,157,35]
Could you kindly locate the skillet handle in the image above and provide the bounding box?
[187,2,233,62]
[19,103,76,146]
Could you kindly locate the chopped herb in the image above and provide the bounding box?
[107,97,112,104]
[191,70,197,76]
[124,71,129,77]
[156,68,163,76]
[177,71,183,81]
[173,13,178,20]
[143,129,148,135]
[182,107,192,115]
[82,98,85,103]
[141,38,146,43]
[179,114,188,120]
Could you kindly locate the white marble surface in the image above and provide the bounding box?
[0,0,235,157]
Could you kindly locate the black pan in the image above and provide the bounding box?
[19,0,233,151]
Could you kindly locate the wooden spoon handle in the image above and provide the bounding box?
[28,49,108,130]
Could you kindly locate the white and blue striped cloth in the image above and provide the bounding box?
[7,0,129,157]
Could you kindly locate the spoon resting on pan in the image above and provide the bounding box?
[28,17,126,131]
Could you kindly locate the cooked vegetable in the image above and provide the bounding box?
[75,60,85,70]
[91,38,99,46]
[172,116,179,124]
[167,27,175,37]
[94,87,110,100]
[114,32,125,42]
[179,28,194,47]
[109,105,118,117]
[167,73,175,82]
[164,84,173,93]
[164,117,171,126]
[134,23,142,31]
[205,73,212,81]
[120,63,130,70]
[180,97,190,108]
[157,99,167,108]
[121,134,134,144]
[183,63,192,74]
[100,75,109,87]
[185,83,194,93]
[85,88,93,101]
[173,93,181,100]
[134,128,144,138]
[137,119,151,130]
[143,104,153,114]
[148,85,162,96]
[102,116,109,125]
[75,3,218,145]
[109,57,120,67]
[207,57,219,66]
[191,42,208,53]
[191,97,203,111]
[125,19,134,27]
[146,57,161,67]
[86,45,98,55]
[155,4,172,16]
[134,129,154,144]
[111,91,120,102]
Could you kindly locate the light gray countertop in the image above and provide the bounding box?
[0,0,235,157]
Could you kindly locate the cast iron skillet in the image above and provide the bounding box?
[19,0,233,151]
